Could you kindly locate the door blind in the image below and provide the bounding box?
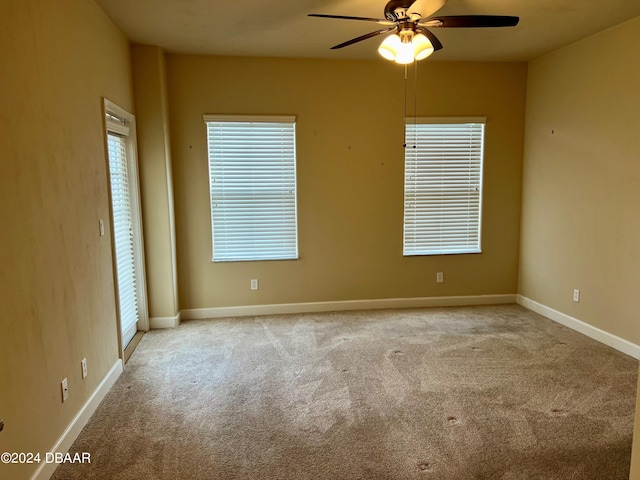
[107,133,139,336]
[205,118,298,262]
[403,118,485,255]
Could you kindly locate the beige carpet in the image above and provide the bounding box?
[53,304,638,479]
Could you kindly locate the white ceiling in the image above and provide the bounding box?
[95,0,640,62]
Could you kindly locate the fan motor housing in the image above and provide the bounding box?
[384,0,411,22]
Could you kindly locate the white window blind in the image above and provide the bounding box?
[204,115,298,262]
[107,132,139,338]
[403,117,485,256]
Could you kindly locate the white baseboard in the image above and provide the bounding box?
[181,294,517,320]
[517,295,640,359]
[31,359,123,480]
[149,311,181,329]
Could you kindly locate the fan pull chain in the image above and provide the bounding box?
[403,64,408,148]
[413,59,418,149]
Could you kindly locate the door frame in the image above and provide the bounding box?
[102,98,149,361]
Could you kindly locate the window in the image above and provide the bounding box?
[403,117,485,256]
[204,115,298,262]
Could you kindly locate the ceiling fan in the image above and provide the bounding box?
[309,0,519,64]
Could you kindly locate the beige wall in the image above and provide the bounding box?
[518,16,640,479]
[519,16,640,344]
[0,0,132,477]
[131,45,180,320]
[166,56,527,309]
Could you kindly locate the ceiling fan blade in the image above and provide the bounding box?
[408,0,448,18]
[308,14,395,26]
[330,27,397,50]
[384,0,419,11]
[424,15,519,28]
[416,28,443,51]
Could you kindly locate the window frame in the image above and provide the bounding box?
[402,116,486,257]
[203,114,299,263]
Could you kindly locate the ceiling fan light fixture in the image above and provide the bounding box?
[413,33,434,60]
[378,31,434,64]
[394,40,415,64]
[377,33,413,64]
[311,3,520,60]
[378,33,402,61]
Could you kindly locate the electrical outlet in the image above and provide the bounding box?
[61,378,69,402]
[99,219,105,237]
[250,279,258,290]
[436,272,444,283]
[81,358,88,379]
[573,289,580,302]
